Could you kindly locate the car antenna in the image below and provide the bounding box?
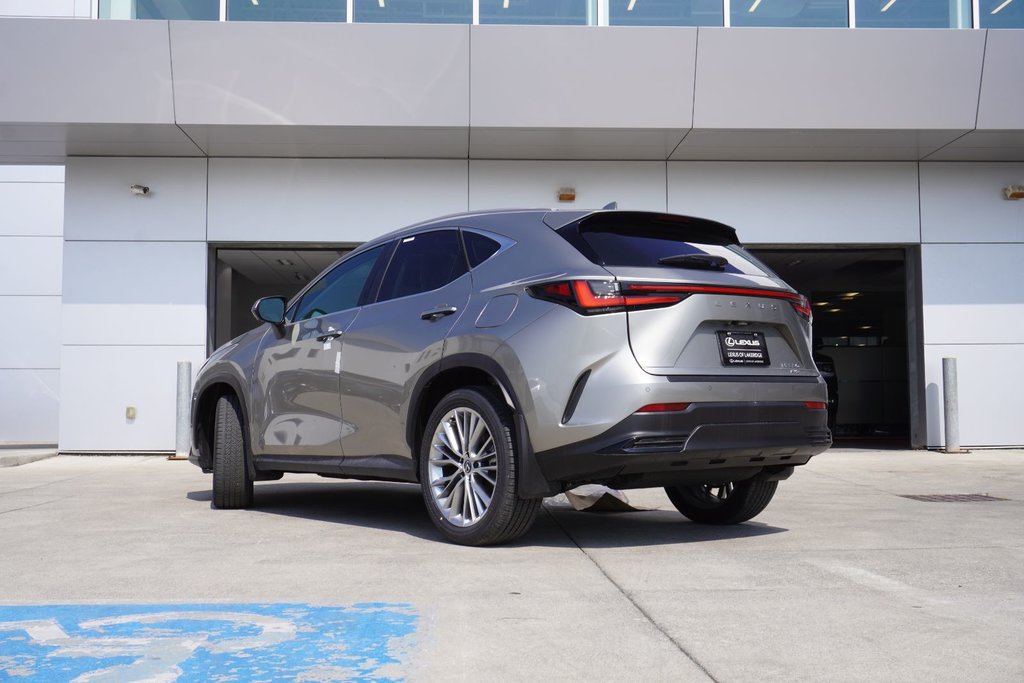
[602,201,618,210]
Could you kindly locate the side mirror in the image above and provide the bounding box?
[252,296,287,325]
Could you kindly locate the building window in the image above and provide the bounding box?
[609,0,724,26]
[855,0,972,27]
[353,0,472,22]
[979,0,1024,26]
[227,0,348,22]
[479,0,594,25]
[731,0,848,26]
[99,0,219,20]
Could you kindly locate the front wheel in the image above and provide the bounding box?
[420,387,541,546]
[665,479,777,525]
[211,393,254,509]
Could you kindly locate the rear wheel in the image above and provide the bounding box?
[665,479,777,525]
[211,393,253,509]
[420,387,541,546]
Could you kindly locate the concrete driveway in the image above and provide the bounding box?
[1,449,1022,681]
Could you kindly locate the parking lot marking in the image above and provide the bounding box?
[0,603,417,682]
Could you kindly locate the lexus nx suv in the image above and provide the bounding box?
[190,209,831,545]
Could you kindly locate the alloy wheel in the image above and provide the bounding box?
[427,407,498,527]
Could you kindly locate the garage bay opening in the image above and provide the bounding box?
[751,248,917,448]
[210,247,352,349]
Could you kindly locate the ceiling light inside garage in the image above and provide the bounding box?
[748,0,763,10]
[991,0,1013,13]
[627,0,637,10]
[277,259,294,266]
[881,0,897,11]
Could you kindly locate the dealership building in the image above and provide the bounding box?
[0,2,1022,453]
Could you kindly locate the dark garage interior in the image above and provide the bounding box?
[753,248,912,447]
[212,247,349,348]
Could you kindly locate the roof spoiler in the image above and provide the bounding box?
[542,209,739,246]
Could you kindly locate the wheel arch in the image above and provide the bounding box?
[407,353,558,498]
[192,370,252,472]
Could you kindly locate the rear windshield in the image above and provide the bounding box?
[558,216,774,277]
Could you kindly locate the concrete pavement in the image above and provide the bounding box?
[1,449,1022,681]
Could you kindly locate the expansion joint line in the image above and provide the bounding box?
[543,507,721,683]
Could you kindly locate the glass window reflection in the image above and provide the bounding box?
[980,0,1024,27]
[731,0,847,26]
[609,0,723,26]
[100,0,219,20]
[354,0,471,23]
[228,0,347,22]
[479,0,593,25]
[855,0,971,27]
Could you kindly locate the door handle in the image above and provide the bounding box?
[420,305,457,321]
[316,331,342,342]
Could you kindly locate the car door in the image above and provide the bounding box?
[251,245,387,461]
[338,229,472,478]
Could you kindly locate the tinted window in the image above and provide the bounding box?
[228,0,347,22]
[377,231,468,302]
[855,0,970,27]
[560,219,771,277]
[293,246,384,321]
[610,0,724,26]
[463,231,502,268]
[731,0,847,27]
[981,0,1024,27]
[479,0,588,24]
[354,0,471,23]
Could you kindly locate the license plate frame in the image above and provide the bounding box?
[716,331,770,367]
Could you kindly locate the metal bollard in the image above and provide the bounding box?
[942,357,962,454]
[171,360,192,460]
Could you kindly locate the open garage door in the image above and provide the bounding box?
[211,247,351,350]
[752,248,919,448]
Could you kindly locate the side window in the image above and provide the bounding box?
[463,231,501,268]
[292,246,384,321]
[377,230,468,303]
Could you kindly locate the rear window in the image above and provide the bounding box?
[558,215,773,277]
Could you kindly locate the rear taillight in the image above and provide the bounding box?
[791,294,812,323]
[529,279,813,320]
[804,401,827,410]
[528,280,688,315]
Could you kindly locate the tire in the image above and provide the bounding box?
[665,479,778,525]
[419,387,541,546]
[211,393,254,509]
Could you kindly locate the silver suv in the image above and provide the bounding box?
[190,209,831,545]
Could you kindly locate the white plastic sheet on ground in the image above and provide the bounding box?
[562,485,643,512]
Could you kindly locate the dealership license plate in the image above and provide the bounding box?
[717,331,770,367]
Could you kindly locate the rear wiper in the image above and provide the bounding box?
[657,254,728,271]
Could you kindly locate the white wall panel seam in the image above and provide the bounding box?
[974,30,988,129]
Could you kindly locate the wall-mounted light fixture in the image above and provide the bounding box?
[129,184,150,196]
[1004,185,1024,200]
[557,187,576,202]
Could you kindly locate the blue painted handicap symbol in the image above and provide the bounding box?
[0,602,417,682]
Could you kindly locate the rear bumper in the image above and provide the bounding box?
[533,401,831,491]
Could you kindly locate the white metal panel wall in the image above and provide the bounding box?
[469,161,667,212]
[65,158,208,241]
[59,158,207,451]
[920,163,1024,447]
[919,163,1024,243]
[668,162,920,243]
[0,165,63,445]
[920,242,1024,448]
[208,159,468,242]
